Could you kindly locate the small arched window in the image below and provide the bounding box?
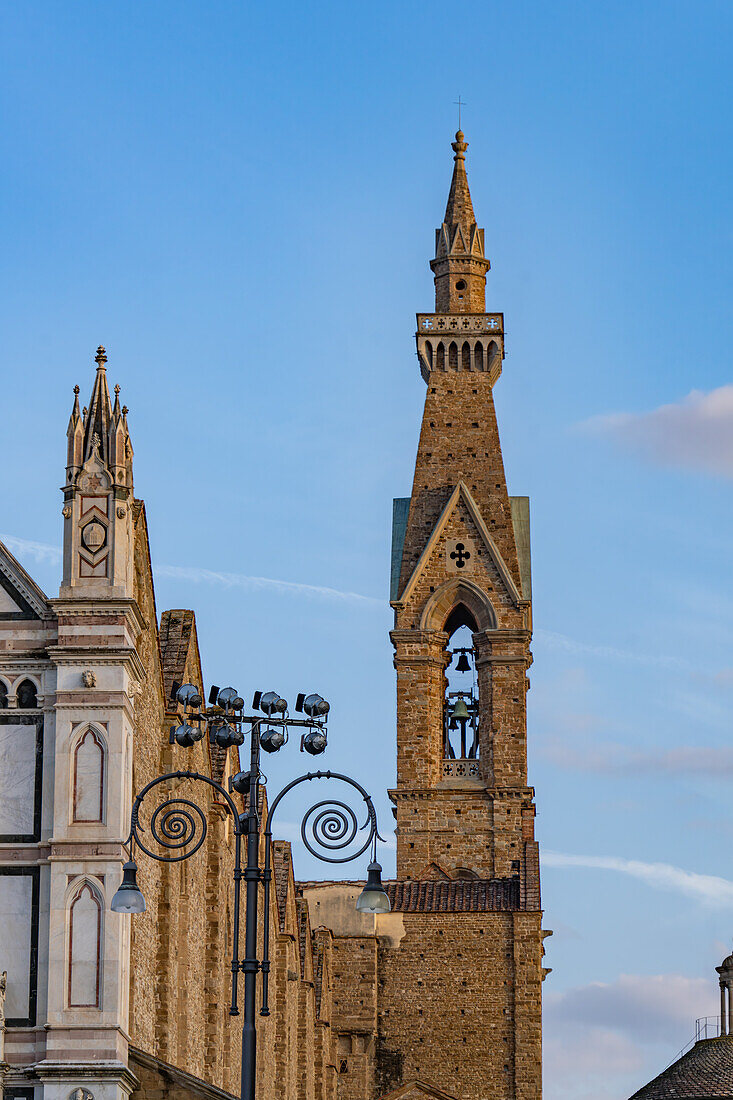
[448,341,458,370]
[16,679,38,708]
[0,681,7,708]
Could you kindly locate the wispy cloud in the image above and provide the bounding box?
[535,628,690,671]
[544,973,717,1100]
[583,385,733,478]
[547,972,715,1045]
[1,534,380,606]
[539,739,733,777]
[1,534,61,564]
[155,564,380,605]
[544,851,733,907]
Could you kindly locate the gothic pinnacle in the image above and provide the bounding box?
[95,345,107,368]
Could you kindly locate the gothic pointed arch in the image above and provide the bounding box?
[419,577,496,633]
[15,678,38,708]
[71,724,106,823]
[66,877,103,1008]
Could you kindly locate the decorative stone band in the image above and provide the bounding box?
[442,759,479,778]
[415,314,505,384]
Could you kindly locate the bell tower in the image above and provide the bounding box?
[390,132,538,892]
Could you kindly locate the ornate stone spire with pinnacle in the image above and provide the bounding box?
[430,131,490,313]
[82,346,114,462]
[60,345,135,597]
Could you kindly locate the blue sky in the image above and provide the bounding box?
[3,3,733,1097]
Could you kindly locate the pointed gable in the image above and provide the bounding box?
[378,1080,458,1100]
[394,481,522,612]
[0,542,50,620]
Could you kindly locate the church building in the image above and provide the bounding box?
[0,132,547,1100]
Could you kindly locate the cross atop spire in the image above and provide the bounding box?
[431,131,490,313]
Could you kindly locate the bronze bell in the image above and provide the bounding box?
[455,650,471,673]
[450,697,471,721]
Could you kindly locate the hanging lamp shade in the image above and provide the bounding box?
[356,861,391,914]
[110,860,146,913]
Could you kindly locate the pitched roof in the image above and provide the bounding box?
[272,840,293,934]
[387,877,519,913]
[629,1038,733,1100]
[298,877,520,913]
[159,609,196,704]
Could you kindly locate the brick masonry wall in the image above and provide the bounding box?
[375,912,543,1100]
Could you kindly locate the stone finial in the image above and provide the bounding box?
[74,384,80,395]
[114,384,120,395]
[95,345,108,367]
[451,129,468,160]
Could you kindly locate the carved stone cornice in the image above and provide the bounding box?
[46,645,146,682]
[49,597,147,637]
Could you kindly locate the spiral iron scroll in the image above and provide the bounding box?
[127,772,236,864]
[294,777,382,864]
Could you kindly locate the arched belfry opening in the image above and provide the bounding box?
[443,607,479,762]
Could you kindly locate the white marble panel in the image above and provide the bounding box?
[0,723,36,835]
[0,874,32,1018]
[69,884,101,1007]
[73,729,104,822]
[0,585,22,612]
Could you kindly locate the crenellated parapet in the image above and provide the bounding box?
[416,312,505,383]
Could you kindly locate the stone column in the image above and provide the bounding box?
[0,971,7,1100]
[720,981,727,1036]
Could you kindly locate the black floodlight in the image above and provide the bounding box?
[302,729,328,755]
[209,685,220,704]
[176,683,202,708]
[212,722,244,748]
[252,691,262,711]
[260,727,286,753]
[295,693,306,713]
[217,687,240,708]
[173,722,202,747]
[229,770,251,795]
[302,693,330,718]
[259,691,287,716]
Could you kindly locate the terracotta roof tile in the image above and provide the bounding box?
[386,878,519,912]
[297,877,520,912]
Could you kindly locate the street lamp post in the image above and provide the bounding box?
[111,683,389,1100]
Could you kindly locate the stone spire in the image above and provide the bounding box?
[443,130,476,227]
[66,384,83,480]
[60,346,135,598]
[431,131,490,314]
[83,346,113,462]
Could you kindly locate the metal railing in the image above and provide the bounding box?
[664,1017,725,1070]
